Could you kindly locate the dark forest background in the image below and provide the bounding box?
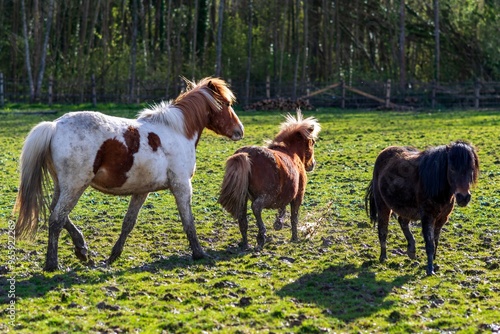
[0,0,499,107]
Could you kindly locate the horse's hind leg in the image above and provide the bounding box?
[237,200,250,249]
[273,207,286,230]
[45,187,87,271]
[397,216,416,259]
[290,200,301,242]
[108,193,148,265]
[251,199,267,249]
[376,206,391,263]
[64,220,90,264]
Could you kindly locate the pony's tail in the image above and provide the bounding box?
[364,180,377,226]
[13,121,57,240]
[218,152,251,218]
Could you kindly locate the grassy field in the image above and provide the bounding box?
[1,107,499,333]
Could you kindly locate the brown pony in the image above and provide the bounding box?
[218,110,321,249]
[365,141,479,275]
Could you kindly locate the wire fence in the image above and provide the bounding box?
[1,73,499,111]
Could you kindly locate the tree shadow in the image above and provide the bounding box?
[276,262,413,323]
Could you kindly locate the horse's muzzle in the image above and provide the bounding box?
[455,192,471,207]
[231,124,244,141]
[306,160,316,172]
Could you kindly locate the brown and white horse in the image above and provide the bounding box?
[218,110,320,249]
[14,77,244,271]
[365,141,479,275]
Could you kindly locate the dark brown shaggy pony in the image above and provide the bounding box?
[218,110,321,249]
[365,141,479,275]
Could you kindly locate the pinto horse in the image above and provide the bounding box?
[218,110,320,249]
[365,141,479,275]
[14,77,244,271]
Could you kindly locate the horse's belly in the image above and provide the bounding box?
[91,163,168,195]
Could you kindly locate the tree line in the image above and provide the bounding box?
[0,0,498,104]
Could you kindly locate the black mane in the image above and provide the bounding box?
[419,141,479,199]
[419,145,449,199]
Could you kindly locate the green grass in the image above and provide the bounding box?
[1,108,499,333]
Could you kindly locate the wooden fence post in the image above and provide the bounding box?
[266,75,270,99]
[0,73,4,108]
[91,74,97,107]
[474,79,480,109]
[431,81,436,109]
[385,79,391,108]
[48,76,53,106]
[340,79,345,109]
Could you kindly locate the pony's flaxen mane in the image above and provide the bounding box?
[138,77,236,139]
[272,110,321,144]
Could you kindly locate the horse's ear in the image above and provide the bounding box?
[207,80,218,93]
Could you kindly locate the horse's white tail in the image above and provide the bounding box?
[218,152,252,218]
[13,121,57,239]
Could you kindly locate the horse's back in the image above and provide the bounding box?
[49,111,186,195]
[236,146,300,208]
[372,145,421,219]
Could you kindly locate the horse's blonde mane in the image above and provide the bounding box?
[272,109,321,144]
[137,77,236,139]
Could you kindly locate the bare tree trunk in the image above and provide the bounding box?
[335,0,341,80]
[292,0,300,100]
[191,0,199,79]
[399,0,406,89]
[21,0,34,101]
[434,0,440,82]
[35,0,55,100]
[302,0,308,89]
[165,0,173,98]
[215,0,225,77]
[130,0,138,102]
[245,0,253,106]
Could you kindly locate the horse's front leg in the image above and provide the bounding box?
[171,181,206,260]
[397,216,416,259]
[274,207,286,231]
[290,200,301,242]
[108,193,148,265]
[433,217,448,261]
[421,215,436,275]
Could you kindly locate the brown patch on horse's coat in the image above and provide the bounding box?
[92,126,141,189]
[148,132,161,151]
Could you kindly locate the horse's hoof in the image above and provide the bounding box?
[273,222,283,230]
[43,263,59,272]
[426,270,436,276]
[74,247,89,262]
[192,251,207,260]
[256,235,266,248]
[290,236,299,243]
[407,251,416,260]
[238,242,250,250]
[379,256,387,263]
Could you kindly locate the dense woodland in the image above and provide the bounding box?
[0,0,499,104]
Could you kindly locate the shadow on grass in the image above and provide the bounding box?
[1,248,243,302]
[276,262,413,322]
